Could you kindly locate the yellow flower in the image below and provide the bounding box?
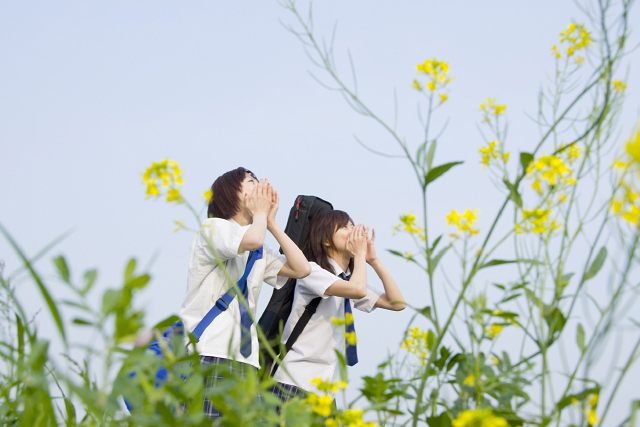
[452,409,508,427]
[310,377,347,393]
[486,324,503,338]
[589,393,599,406]
[447,209,480,236]
[166,188,181,203]
[345,332,357,345]
[463,375,475,386]
[325,419,339,427]
[440,93,448,103]
[143,159,183,203]
[586,408,598,425]
[613,80,626,92]
[204,189,213,203]
[427,81,436,92]
[412,79,422,91]
[173,219,186,233]
[492,356,499,365]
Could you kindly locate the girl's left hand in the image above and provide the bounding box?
[365,227,377,263]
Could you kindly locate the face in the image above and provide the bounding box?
[238,173,258,205]
[328,221,354,253]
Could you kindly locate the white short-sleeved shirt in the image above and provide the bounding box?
[273,259,382,393]
[179,218,287,368]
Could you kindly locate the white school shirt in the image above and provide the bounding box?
[273,259,382,393]
[179,218,287,369]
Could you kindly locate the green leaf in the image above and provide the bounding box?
[446,353,464,371]
[126,274,150,290]
[102,289,122,315]
[576,323,585,353]
[416,141,427,167]
[555,386,600,411]
[53,255,71,283]
[426,140,437,170]
[16,315,25,360]
[493,283,505,290]
[72,318,93,326]
[419,306,432,320]
[0,222,67,343]
[503,178,523,208]
[583,247,607,281]
[27,339,49,370]
[82,269,98,296]
[426,330,436,350]
[429,245,451,276]
[520,152,534,172]
[500,293,521,303]
[543,305,566,339]
[430,235,442,255]
[124,258,137,283]
[154,315,182,332]
[387,249,404,258]
[64,398,77,427]
[427,411,451,427]
[424,161,463,186]
[480,259,539,269]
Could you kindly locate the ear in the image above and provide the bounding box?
[324,240,331,247]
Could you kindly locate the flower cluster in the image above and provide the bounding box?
[611,126,640,226]
[413,58,453,104]
[401,327,429,365]
[310,377,347,394]
[479,98,506,123]
[613,79,627,92]
[143,159,183,203]
[305,392,334,417]
[326,409,377,427]
[446,209,480,237]
[485,324,503,339]
[393,213,426,240]
[552,22,592,63]
[478,140,510,169]
[516,209,561,234]
[526,154,576,196]
[331,313,354,326]
[586,393,599,426]
[451,409,509,427]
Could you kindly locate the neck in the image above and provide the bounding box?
[231,209,252,226]
[328,250,351,274]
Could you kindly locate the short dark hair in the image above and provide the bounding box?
[207,167,258,219]
[304,210,354,275]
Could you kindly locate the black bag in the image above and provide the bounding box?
[257,195,333,376]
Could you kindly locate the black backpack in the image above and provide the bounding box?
[257,195,333,376]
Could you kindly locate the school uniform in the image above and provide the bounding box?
[272,260,382,398]
[179,217,287,418]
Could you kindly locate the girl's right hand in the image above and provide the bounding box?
[346,224,368,257]
[246,179,272,218]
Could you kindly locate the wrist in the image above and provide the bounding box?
[367,257,380,265]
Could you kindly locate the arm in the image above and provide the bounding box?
[267,189,311,278]
[239,180,271,251]
[367,228,406,311]
[324,224,368,299]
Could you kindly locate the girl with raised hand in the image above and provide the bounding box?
[179,167,310,420]
[271,209,405,401]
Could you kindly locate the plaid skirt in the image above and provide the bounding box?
[200,356,259,420]
[269,382,307,403]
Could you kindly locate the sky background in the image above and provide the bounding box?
[1,0,640,424]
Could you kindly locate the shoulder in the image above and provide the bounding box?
[299,262,339,286]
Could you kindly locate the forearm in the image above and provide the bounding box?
[268,221,311,277]
[239,214,268,251]
[349,254,368,296]
[370,258,405,310]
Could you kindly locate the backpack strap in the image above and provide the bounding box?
[270,296,322,376]
[191,247,263,341]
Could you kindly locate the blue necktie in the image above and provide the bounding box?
[339,272,358,366]
[239,248,263,358]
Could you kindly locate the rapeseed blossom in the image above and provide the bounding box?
[447,209,480,237]
[479,98,506,119]
[610,125,640,226]
[143,159,183,203]
[485,324,503,338]
[414,58,453,101]
[526,154,576,196]
[305,392,334,417]
[518,209,561,234]
[310,377,347,394]
[401,327,430,365]
[478,140,510,169]
[554,21,592,62]
[331,312,354,326]
[451,409,509,427]
[394,213,426,240]
[613,79,626,92]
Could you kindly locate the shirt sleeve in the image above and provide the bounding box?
[297,262,339,299]
[353,286,383,313]
[198,218,248,262]
[262,245,288,289]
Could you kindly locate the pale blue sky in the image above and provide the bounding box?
[1,0,639,423]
